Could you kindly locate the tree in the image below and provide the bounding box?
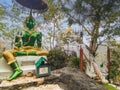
[41,0,66,49]
[47,0,120,82]
[0,0,46,49]
[108,40,120,82]
[59,0,120,57]
[0,2,23,49]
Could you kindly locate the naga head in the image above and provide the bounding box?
[24,13,35,30]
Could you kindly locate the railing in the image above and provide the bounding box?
[81,44,108,83]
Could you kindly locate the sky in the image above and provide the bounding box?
[0,0,82,30]
[0,0,65,48]
[0,0,12,7]
[0,0,92,47]
[0,0,11,4]
[0,0,120,49]
[0,0,81,29]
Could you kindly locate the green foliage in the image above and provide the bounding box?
[0,53,2,58]
[11,6,20,16]
[103,84,117,90]
[68,18,74,26]
[0,2,22,49]
[0,6,5,15]
[109,61,120,81]
[69,55,86,69]
[60,0,120,57]
[47,47,67,70]
[61,7,71,12]
[0,22,5,29]
[71,56,79,68]
[64,51,81,69]
[49,0,54,3]
[0,7,5,32]
[108,41,120,82]
[74,0,82,14]
[43,0,59,21]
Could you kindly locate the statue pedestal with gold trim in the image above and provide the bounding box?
[0,56,47,79]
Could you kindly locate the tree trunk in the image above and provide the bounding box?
[52,23,56,48]
[89,40,97,57]
[89,19,100,57]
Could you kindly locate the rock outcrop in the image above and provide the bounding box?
[0,67,106,90]
[48,67,107,90]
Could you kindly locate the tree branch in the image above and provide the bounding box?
[67,12,92,35]
[59,0,91,35]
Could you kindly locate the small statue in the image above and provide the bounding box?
[2,13,48,81]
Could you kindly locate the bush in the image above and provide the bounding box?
[0,53,2,58]
[69,53,86,70]
[108,60,120,82]
[71,56,79,68]
[47,47,67,70]
[103,84,117,90]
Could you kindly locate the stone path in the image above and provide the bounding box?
[0,76,44,87]
[0,76,63,90]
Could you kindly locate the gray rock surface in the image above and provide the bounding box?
[51,67,107,90]
[0,67,106,90]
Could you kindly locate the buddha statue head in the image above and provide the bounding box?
[24,13,36,30]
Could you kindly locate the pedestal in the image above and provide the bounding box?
[0,56,47,79]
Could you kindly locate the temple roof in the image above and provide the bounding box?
[63,26,73,35]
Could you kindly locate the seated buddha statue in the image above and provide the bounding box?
[2,13,48,81]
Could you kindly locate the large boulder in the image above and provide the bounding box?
[0,67,107,90]
[47,67,107,90]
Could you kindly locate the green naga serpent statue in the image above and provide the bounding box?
[2,14,48,81]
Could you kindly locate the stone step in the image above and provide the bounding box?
[0,66,36,79]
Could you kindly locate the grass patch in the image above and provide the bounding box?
[103,84,117,90]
